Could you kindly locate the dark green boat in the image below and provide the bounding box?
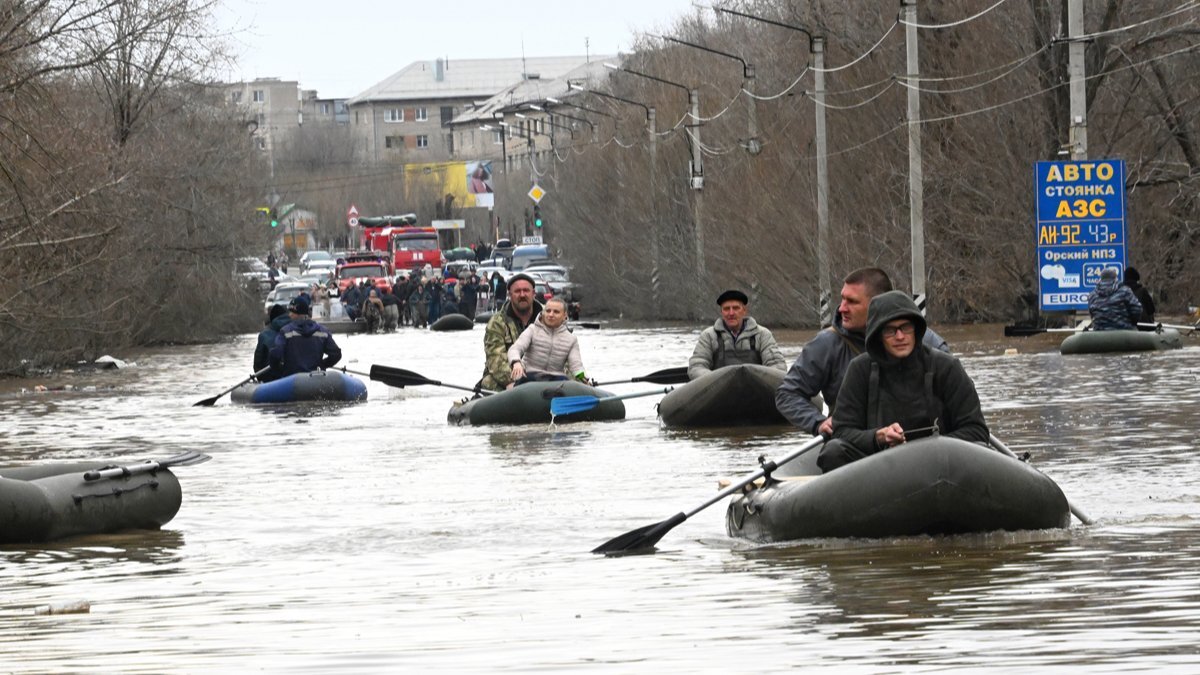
[430,314,474,331]
[0,459,184,543]
[658,364,788,428]
[1060,328,1182,354]
[447,380,625,426]
[726,437,1071,542]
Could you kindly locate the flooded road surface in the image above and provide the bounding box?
[2,323,1199,671]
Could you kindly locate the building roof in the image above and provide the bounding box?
[451,57,620,125]
[348,56,604,105]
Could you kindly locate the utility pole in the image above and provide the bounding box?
[1067,0,1088,160]
[689,88,705,282]
[649,107,660,303]
[813,36,831,327]
[903,0,926,316]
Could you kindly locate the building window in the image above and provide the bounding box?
[253,89,264,102]
[416,135,429,149]
[385,135,405,149]
[415,107,428,121]
[445,134,453,154]
[230,91,242,103]
[320,103,331,115]
[256,113,265,127]
[355,111,360,124]
[385,109,403,123]
[493,130,503,145]
[440,106,454,126]
[256,138,266,150]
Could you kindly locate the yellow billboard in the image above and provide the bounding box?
[403,161,493,209]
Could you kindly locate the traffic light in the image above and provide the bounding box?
[533,204,543,228]
[256,206,277,227]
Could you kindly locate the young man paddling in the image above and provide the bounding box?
[823,291,988,472]
[775,268,950,437]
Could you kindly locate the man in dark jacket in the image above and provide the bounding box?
[776,267,950,437]
[821,291,989,472]
[1122,267,1156,329]
[254,304,290,382]
[459,274,481,320]
[269,297,342,377]
[1088,267,1142,331]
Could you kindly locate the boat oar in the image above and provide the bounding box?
[594,366,690,387]
[1138,321,1199,333]
[83,450,213,482]
[550,387,674,417]
[368,364,493,395]
[988,433,1094,525]
[592,434,827,555]
[193,367,269,407]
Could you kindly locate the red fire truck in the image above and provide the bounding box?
[357,214,443,272]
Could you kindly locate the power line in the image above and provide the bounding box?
[899,0,1013,30]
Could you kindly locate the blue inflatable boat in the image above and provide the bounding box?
[231,369,367,404]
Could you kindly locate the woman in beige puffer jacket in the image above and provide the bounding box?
[507,298,586,385]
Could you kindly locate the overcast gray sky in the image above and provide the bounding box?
[214,0,700,98]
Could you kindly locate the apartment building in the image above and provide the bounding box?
[223,78,301,153]
[449,58,616,173]
[347,56,597,163]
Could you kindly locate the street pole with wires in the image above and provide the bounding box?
[903,0,927,317]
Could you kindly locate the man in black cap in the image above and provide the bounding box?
[479,272,543,391]
[269,296,342,377]
[688,288,786,381]
[1122,267,1156,329]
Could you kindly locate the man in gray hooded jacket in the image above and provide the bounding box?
[776,268,949,437]
[821,290,988,472]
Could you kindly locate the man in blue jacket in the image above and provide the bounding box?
[270,297,342,377]
[254,304,291,382]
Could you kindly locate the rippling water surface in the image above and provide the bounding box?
[2,323,1198,672]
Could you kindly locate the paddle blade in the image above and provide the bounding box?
[592,512,687,555]
[631,367,690,385]
[1004,325,1047,337]
[549,395,600,416]
[192,395,220,407]
[369,364,425,388]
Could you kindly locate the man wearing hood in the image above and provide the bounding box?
[269,297,342,377]
[688,289,786,381]
[1089,267,1142,330]
[254,304,291,382]
[776,267,950,437]
[479,273,543,391]
[820,291,988,472]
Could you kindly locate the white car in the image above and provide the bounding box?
[305,259,337,276]
[263,282,311,315]
[299,250,333,273]
[236,257,273,294]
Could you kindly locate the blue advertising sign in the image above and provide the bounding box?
[1034,159,1127,311]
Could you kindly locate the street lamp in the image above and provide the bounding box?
[709,5,833,327]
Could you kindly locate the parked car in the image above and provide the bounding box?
[263,282,311,315]
[444,260,478,279]
[525,263,582,303]
[236,257,273,295]
[477,264,510,283]
[305,259,337,276]
[510,244,550,272]
[298,270,334,289]
[299,250,333,273]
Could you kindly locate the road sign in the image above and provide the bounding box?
[522,236,543,245]
[528,184,545,204]
[347,204,359,227]
[1034,159,1126,312]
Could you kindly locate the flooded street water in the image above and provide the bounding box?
[2,322,1199,672]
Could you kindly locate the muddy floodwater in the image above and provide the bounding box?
[1,322,1199,672]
